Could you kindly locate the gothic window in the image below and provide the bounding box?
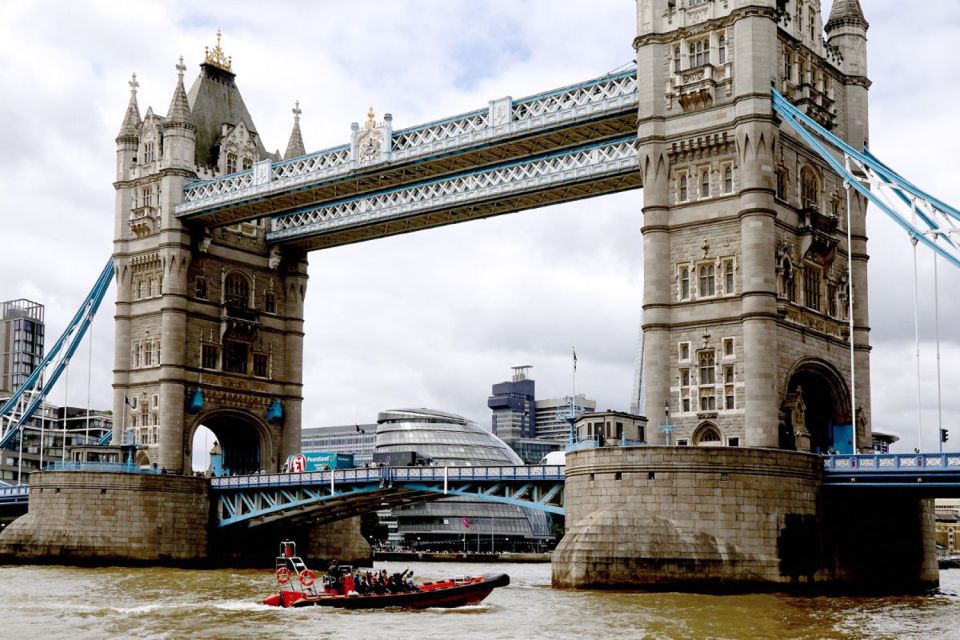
[143,342,152,367]
[201,344,219,370]
[152,394,159,409]
[722,258,735,294]
[133,343,141,368]
[144,142,155,164]
[253,353,269,378]
[223,341,249,374]
[718,34,727,65]
[700,168,711,198]
[226,153,238,174]
[808,8,816,40]
[803,265,822,311]
[699,387,717,412]
[782,258,797,302]
[688,39,709,68]
[828,283,838,317]
[679,342,691,361]
[694,424,722,445]
[776,167,788,201]
[679,265,691,300]
[784,49,793,83]
[698,263,716,297]
[679,368,691,413]
[224,272,251,308]
[153,340,160,365]
[801,166,820,210]
[674,46,682,74]
[242,158,253,171]
[137,279,145,300]
[265,291,277,314]
[148,278,157,297]
[722,165,734,194]
[723,365,735,410]
[195,276,208,300]
[678,172,689,202]
[699,350,716,385]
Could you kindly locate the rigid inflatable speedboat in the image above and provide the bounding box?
[263,541,509,610]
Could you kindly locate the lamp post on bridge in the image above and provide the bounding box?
[658,401,676,446]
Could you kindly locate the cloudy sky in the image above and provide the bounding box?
[1,1,959,454]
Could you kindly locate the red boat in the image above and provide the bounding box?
[263,541,509,609]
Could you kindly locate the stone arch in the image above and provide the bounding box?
[134,449,152,469]
[693,422,723,447]
[780,358,850,454]
[189,407,273,475]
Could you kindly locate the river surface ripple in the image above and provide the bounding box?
[2,562,959,640]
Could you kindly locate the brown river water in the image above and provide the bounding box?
[2,562,959,640]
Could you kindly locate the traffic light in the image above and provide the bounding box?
[941,428,949,444]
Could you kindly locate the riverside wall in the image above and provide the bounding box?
[552,446,938,593]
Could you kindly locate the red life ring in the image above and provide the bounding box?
[299,569,316,587]
[276,567,291,584]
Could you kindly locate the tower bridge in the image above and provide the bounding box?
[0,0,956,593]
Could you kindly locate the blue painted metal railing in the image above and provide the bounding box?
[824,453,960,472]
[0,484,29,505]
[45,461,160,475]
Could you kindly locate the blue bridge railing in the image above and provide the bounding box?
[45,461,160,475]
[824,453,960,472]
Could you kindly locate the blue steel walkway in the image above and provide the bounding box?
[212,465,566,528]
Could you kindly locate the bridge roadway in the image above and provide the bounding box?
[174,68,641,250]
[4,453,960,527]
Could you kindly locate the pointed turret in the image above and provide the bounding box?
[116,73,142,143]
[825,0,868,33]
[284,101,306,160]
[162,56,196,171]
[165,56,194,127]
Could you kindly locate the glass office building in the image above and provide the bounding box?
[376,408,552,550]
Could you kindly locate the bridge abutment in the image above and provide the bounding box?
[552,447,937,593]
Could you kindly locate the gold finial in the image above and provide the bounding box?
[204,29,232,72]
[364,107,377,129]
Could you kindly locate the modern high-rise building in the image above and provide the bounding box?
[487,365,536,441]
[301,424,377,466]
[534,394,597,443]
[0,299,45,395]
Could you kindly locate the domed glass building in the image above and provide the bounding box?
[376,408,552,551]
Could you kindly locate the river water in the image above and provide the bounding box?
[2,562,959,640]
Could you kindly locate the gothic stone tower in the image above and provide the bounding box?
[638,0,871,452]
[112,39,308,474]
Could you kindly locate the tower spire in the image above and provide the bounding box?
[825,0,868,32]
[284,100,306,160]
[165,55,194,127]
[116,73,142,142]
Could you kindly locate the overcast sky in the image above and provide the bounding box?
[1,1,959,454]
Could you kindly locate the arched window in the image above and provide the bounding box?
[242,157,253,171]
[718,34,727,65]
[694,423,723,446]
[679,173,689,201]
[723,165,734,194]
[801,166,820,210]
[698,263,716,297]
[224,272,250,308]
[700,169,711,198]
[688,39,709,68]
[674,46,682,74]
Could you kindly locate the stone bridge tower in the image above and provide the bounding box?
[638,0,872,452]
[112,38,308,474]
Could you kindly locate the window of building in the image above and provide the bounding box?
[678,172,689,202]
[801,166,820,210]
[722,164,734,194]
[674,46,681,74]
[695,424,722,444]
[728,437,740,447]
[133,344,140,368]
[144,142,155,164]
[152,394,159,409]
[195,276,208,300]
[699,387,717,412]
[265,291,277,314]
[699,350,716,385]
[828,283,838,318]
[226,153,238,174]
[148,278,157,298]
[253,353,269,378]
[722,337,734,358]
[679,265,691,300]
[688,38,709,68]
[784,49,793,84]
[223,341,248,374]
[700,168,711,198]
[803,266,822,312]
[201,344,219,370]
[722,258,735,295]
[809,7,816,40]
[679,342,691,361]
[153,340,160,365]
[718,34,727,65]
[242,158,253,171]
[698,263,716,297]
[776,167,788,201]
[679,368,691,413]
[723,365,735,409]
[224,272,250,308]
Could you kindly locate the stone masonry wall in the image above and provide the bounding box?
[0,472,209,565]
[553,446,823,590]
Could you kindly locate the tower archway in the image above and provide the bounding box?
[781,359,850,454]
[189,409,272,475]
